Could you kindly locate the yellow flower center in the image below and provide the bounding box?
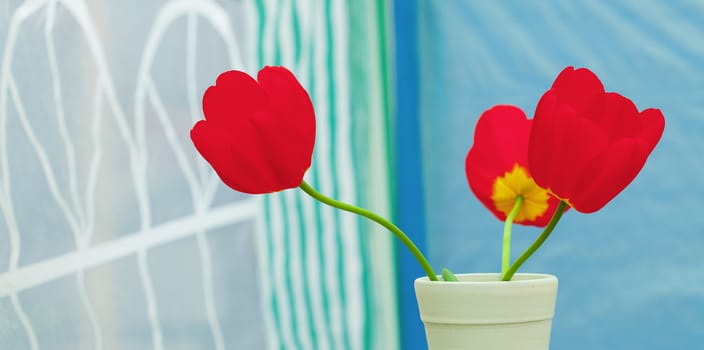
[491,164,550,222]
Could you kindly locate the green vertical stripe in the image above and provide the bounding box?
[308,40,335,350]
[373,2,397,348]
[291,1,302,64]
[272,0,283,65]
[346,0,375,347]
[323,1,351,349]
[255,0,266,70]
[263,199,285,350]
[257,0,394,348]
[278,195,304,350]
[257,1,289,349]
[376,0,395,200]
[271,3,312,349]
[294,192,318,350]
[288,1,319,348]
[376,2,398,348]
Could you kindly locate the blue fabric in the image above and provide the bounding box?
[402,1,704,349]
[393,1,429,349]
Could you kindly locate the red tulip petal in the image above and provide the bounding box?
[551,67,604,113]
[467,106,530,205]
[249,110,311,190]
[258,66,314,117]
[257,66,316,173]
[194,67,316,194]
[529,66,665,212]
[466,105,561,227]
[467,106,529,223]
[568,138,650,213]
[190,121,233,183]
[594,93,641,141]
[530,91,609,200]
[638,108,666,153]
[472,105,531,169]
[191,120,280,194]
[528,91,561,189]
[202,70,267,125]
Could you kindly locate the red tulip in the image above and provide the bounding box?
[466,105,562,227]
[528,67,665,213]
[191,66,316,194]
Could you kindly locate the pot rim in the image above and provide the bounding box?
[414,272,559,325]
[415,272,557,286]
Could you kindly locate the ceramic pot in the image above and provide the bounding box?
[414,273,558,350]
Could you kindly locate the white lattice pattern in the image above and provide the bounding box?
[0,1,259,349]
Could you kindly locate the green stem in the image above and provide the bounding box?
[502,195,524,276]
[502,201,568,281]
[441,268,459,282]
[298,180,438,281]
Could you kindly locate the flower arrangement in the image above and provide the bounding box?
[190,65,664,283]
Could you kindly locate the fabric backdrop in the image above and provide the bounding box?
[413,1,704,349]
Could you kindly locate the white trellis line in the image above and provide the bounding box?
[0,198,259,298]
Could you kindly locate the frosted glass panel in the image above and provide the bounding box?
[0,0,264,348]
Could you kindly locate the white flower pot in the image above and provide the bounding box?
[414,273,558,350]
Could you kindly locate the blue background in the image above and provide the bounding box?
[395,1,704,349]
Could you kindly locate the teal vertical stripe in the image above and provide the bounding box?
[263,199,285,350]
[291,1,302,64]
[373,2,396,348]
[257,1,290,349]
[323,1,351,349]
[255,0,266,70]
[346,0,376,348]
[375,0,395,190]
[307,40,335,350]
[272,0,283,65]
[254,3,284,350]
[273,2,317,349]
[288,1,319,347]
[293,193,318,350]
[279,195,304,350]
[255,0,394,348]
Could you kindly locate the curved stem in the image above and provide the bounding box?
[501,196,524,276]
[502,201,568,281]
[298,181,438,281]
